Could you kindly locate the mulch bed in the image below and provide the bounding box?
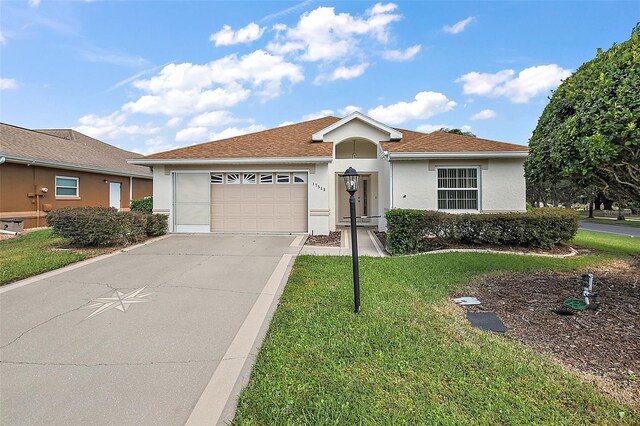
[466,260,640,408]
[306,231,341,247]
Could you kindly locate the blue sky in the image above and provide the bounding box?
[1,1,637,154]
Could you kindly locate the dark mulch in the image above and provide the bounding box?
[374,231,386,248]
[306,231,341,247]
[468,260,640,407]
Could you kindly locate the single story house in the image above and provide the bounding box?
[130,112,528,235]
[0,123,153,229]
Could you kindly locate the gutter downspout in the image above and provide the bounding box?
[129,176,133,205]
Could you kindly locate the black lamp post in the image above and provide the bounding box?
[343,167,361,313]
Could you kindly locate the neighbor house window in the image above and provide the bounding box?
[55,176,79,197]
[437,168,478,210]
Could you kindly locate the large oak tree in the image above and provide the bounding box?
[526,25,640,209]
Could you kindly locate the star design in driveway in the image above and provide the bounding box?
[84,287,151,319]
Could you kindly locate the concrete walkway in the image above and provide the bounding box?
[1,234,303,425]
[300,228,387,257]
[579,220,640,237]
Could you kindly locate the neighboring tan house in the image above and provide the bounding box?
[0,123,152,228]
[129,112,528,235]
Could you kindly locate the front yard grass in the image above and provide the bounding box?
[233,231,639,424]
[0,230,89,285]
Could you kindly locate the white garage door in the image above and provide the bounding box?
[173,173,210,233]
[211,172,308,233]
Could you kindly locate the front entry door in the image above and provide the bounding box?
[339,174,370,224]
[109,182,121,211]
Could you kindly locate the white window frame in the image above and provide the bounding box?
[243,173,257,184]
[259,173,273,184]
[210,173,224,184]
[276,173,291,184]
[436,166,480,212]
[226,173,241,184]
[55,175,79,198]
[292,172,307,184]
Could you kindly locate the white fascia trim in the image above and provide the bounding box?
[311,111,402,141]
[2,155,152,179]
[388,151,528,160]
[128,156,334,166]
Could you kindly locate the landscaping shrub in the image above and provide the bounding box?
[145,213,168,237]
[385,208,578,255]
[130,196,153,213]
[47,207,167,247]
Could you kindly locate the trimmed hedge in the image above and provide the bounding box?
[47,207,167,247]
[385,208,578,255]
[130,197,153,213]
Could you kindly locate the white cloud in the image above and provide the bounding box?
[132,136,180,156]
[381,44,421,61]
[416,124,472,133]
[123,86,250,116]
[80,47,148,67]
[278,121,296,127]
[188,110,244,127]
[368,91,457,125]
[166,117,182,128]
[267,4,401,62]
[28,0,41,7]
[175,126,209,142]
[208,124,265,141]
[316,63,368,83]
[0,31,6,45]
[456,64,572,103]
[123,50,303,116]
[470,109,496,120]
[367,3,398,15]
[210,23,265,46]
[302,109,334,121]
[338,105,361,116]
[74,111,161,140]
[443,17,474,34]
[0,78,18,90]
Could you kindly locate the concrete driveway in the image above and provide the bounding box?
[1,234,303,425]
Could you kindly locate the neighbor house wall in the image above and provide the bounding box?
[391,158,526,213]
[0,162,152,228]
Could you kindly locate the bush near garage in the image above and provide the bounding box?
[47,207,167,247]
[385,208,578,255]
[130,196,153,213]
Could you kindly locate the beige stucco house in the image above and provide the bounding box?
[129,112,528,235]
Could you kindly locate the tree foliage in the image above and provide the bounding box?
[525,26,640,204]
[438,127,477,137]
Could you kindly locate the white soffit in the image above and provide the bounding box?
[311,111,403,142]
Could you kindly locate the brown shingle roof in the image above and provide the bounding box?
[140,116,527,161]
[144,116,340,160]
[0,123,151,177]
[381,131,528,153]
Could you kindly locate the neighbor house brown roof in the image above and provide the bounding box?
[141,116,527,161]
[0,123,152,177]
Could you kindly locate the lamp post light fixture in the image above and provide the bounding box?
[343,167,361,313]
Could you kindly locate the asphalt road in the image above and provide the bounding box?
[579,220,640,237]
[1,234,301,425]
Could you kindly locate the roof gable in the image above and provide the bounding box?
[311,112,402,141]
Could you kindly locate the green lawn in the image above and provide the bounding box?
[573,229,640,257]
[233,231,639,425]
[0,230,89,285]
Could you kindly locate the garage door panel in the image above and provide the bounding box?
[210,173,307,233]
